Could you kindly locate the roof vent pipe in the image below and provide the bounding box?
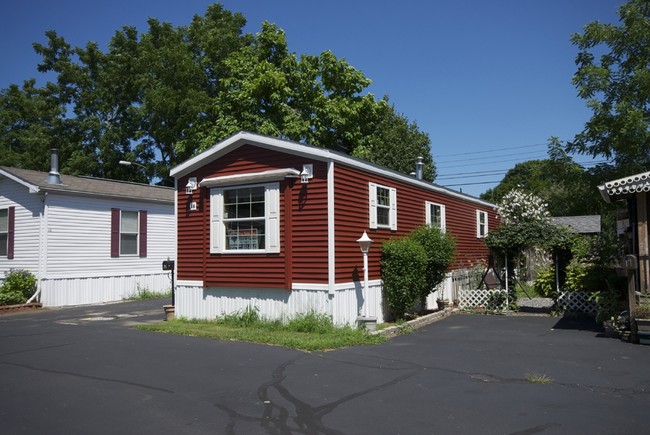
[415,156,424,180]
[46,148,62,185]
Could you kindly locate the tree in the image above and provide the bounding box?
[1,4,435,184]
[569,0,650,175]
[481,139,599,216]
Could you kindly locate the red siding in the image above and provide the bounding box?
[333,164,497,284]
[176,142,498,290]
[176,145,329,288]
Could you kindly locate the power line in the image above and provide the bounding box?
[434,142,548,158]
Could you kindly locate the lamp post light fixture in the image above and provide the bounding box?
[119,160,146,169]
[356,231,374,322]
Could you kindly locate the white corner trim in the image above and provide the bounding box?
[199,168,300,187]
[327,161,336,294]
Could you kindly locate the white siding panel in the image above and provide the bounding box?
[175,279,385,326]
[41,272,172,307]
[0,179,42,280]
[45,194,175,278]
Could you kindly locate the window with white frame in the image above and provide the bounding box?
[120,210,140,255]
[0,208,8,257]
[210,183,280,253]
[476,210,488,238]
[369,182,397,230]
[425,201,446,231]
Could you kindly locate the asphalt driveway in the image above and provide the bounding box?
[1,299,648,434]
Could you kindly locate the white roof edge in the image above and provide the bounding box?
[0,168,40,193]
[171,132,496,209]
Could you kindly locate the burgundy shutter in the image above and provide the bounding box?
[139,210,147,258]
[111,208,120,257]
[7,206,15,259]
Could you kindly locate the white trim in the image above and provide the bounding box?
[177,279,204,287]
[425,201,446,231]
[476,209,488,238]
[369,182,397,230]
[292,279,383,292]
[199,168,300,187]
[0,168,40,193]
[210,183,280,254]
[327,161,336,294]
[171,132,495,209]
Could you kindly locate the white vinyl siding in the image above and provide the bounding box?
[425,201,446,231]
[210,182,280,254]
[45,195,174,278]
[477,210,488,238]
[369,182,397,230]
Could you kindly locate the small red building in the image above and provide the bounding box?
[170,132,497,324]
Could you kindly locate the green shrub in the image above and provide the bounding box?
[532,266,556,297]
[0,269,37,305]
[381,237,428,320]
[409,225,456,304]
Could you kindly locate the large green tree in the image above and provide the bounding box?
[569,0,650,175]
[481,139,599,216]
[1,3,435,185]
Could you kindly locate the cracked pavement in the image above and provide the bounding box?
[1,299,649,434]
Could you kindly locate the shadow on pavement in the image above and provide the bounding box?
[552,315,602,333]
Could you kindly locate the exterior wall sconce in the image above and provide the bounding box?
[185,177,197,195]
[300,164,313,184]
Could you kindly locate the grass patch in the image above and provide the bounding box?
[124,286,172,301]
[525,371,553,384]
[137,308,387,351]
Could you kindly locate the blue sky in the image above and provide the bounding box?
[1,1,624,197]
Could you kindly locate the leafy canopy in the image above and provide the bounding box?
[0,4,435,185]
[569,0,650,175]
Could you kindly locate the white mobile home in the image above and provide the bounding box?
[0,155,175,306]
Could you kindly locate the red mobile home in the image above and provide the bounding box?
[170,132,497,325]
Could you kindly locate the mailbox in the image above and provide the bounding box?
[162,260,175,271]
[622,254,638,270]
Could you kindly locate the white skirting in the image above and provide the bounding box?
[40,272,173,307]
[175,279,385,326]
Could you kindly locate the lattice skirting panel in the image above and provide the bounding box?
[458,289,508,309]
[556,291,599,314]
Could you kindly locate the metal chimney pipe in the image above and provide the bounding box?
[415,156,424,180]
[46,149,62,185]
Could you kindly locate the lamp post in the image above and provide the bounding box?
[356,231,373,318]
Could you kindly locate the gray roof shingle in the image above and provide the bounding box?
[551,215,601,234]
[0,166,174,204]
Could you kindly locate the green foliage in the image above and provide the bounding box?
[1,4,435,184]
[0,269,37,305]
[480,138,602,216]
[532,266,556,298]
[123,285,172,301]
[286,310,335,334]
[381,237,428,320]
[219,306,261,328]
[569,0,650,175]
[409,225,456,304]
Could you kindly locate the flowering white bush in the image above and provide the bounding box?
[496,189,550,226]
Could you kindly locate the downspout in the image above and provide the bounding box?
[27,191,47,303]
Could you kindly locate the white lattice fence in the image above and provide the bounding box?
[556,291,598,314]
[459,289,508,309]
